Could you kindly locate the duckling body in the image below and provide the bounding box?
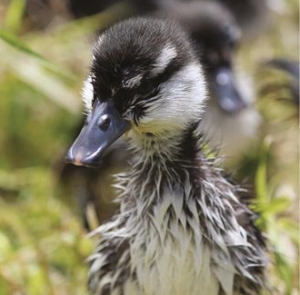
[88,132,265,295]
[66,17,268,295]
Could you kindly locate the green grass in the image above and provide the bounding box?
[0,0,298,294]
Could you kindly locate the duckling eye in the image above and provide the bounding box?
[137,80,155,97]
[98,114,111,131]
[207,51,219,65]
[228,39,238,50]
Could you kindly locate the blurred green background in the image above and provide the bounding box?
[0,0,298,294]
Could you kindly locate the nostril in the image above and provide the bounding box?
[98,114,111,131]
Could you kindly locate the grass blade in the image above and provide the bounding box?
[0,29,76,80]
[4,0,26,34]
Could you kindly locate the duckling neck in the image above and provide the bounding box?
[119,123,203,211]
[129,123,200,164]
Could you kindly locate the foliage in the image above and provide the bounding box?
[0,0,298,294]
[253,137,299,295]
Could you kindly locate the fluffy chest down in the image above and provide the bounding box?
[89,156,267,295]
[90,188,223,295]
[125,219,220,295]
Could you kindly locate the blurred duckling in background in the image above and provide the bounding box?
[24,0,272,35]
[67,0,121,18]
[129,0,272,37]
[263,58,299,107]
[214,0,271,39]
[256,57,299,124]
[165,1,261,163]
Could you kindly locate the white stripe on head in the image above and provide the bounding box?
[151,44,177,76]
[136,62,207,136]
[82,75,94,114]
[97,36,104,47]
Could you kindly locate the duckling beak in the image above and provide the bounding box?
[211,67,248,114]
[65,100,130,167]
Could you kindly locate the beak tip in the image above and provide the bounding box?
[65,148,102,168]
[64,100,130,168]
[65,149,83,166]
[213,67,249,115]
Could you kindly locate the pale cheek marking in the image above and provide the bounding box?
[151,44,177,76]
[82,75,94,114]
[141,62,207,132]
[84,34,104,113]
[97,36,104,47]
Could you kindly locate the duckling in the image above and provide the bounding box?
[130,0,271,38]
[66,17,268,295]
[264,58,299,106]
[164,1,261,161]
[67,0,121,18]
[215,0,271,39]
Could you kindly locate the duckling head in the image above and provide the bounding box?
[66,17,207,167]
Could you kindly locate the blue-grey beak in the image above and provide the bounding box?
[211,67,248,114]
[66,100,130,167]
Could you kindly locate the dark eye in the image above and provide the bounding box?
[137,80,155,96]
[98,114,111,131]
[92,93,97,106]
[223,24,240,49]
[224,36,238,50]
[206,51,219,66]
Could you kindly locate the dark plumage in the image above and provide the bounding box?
[67,0,120,18]
[215,0,271,39]
[130,0,271,38]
